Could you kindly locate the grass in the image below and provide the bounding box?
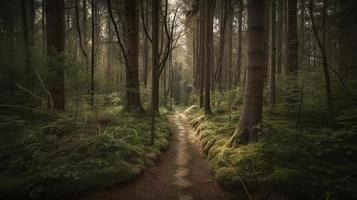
[0,106,170,199]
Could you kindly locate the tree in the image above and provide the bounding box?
[204,0,213,114]
[269,0,277,105]
[338,0,357,81]
[46,0,66,111]
[281,0,287,74]
[227,0,234,90]
[236,0,266,143]
[287,0,298,73]
[214,0,228,93]
[150,0,160,145]
[140,0,150,86]
[108,0,144,112]
[20,0,35,89]
[90,0,96,108]
[124,0,144,111]
[236,0,244,87]
[198,0,205,108]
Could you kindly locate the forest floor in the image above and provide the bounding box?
[81,111,232,200]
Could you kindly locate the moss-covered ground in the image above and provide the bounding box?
[0,106,170,199]
[184,104,357,200]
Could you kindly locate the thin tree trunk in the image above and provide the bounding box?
[198,0,205,108]
[204,0,213,114]
[142,0,149,86]
[228,7,233,90]
[195,13,200,90]
[151,0,160,145]
[214,0,227,93]
[281,0,288,75]
[287,0,298,73]
[236,0,243,87]
[42,0,46,60]
[269,0,276,105]
[276,0,283,74]
[90,0,96,108]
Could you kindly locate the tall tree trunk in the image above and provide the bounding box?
[204,0,213,114]
[4,1,15,78]
[151,0,160,145]
[125,0,144,112]
[287,0,298,73]
[269,0,276,105]
[195,13,200,90]
[20,0,34,88]
[299,0,306,69]
[90,0,96,108]
[198,0,205,108]
[46,0,65,111]
[281,0,288,74]
[142,0,149,86]
[82,0,89,73]
[215,0,227,93]
[236,0,243,87]
[42,0,46,58]
[192,13,197,90]
[236,0,266,143]
[228,6,233,90]
[338,0,357,81]
[276,0,283,74]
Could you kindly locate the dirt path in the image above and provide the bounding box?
[82,111,232,200]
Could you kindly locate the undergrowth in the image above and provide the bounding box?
[184,105,357,200]
[0,106,170,199]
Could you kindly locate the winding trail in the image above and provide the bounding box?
[82,111,231,200]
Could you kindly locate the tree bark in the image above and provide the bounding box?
[236,0,243,87]
[20,0,34,89]
[198,0,205,108]
[204,0,213,114]
[214,0,228,93]
[276,0,283,74]
[269,0,276,105]
[151,0,160,145]
[90,0,96,108]
[228,5,233,90]
[281,0,288,74]
[124,0,144,112]
[338,0,357,81]
[237,0,266,142]
[287,0,298,73]
[46,0,66,111]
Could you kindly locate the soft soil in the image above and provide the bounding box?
[81,111,232,200]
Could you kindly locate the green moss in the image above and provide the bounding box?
[215,167,240,190]
[0,106,171,199]
[185,104,357,200]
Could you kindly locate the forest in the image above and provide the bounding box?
[0,0,356,199]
